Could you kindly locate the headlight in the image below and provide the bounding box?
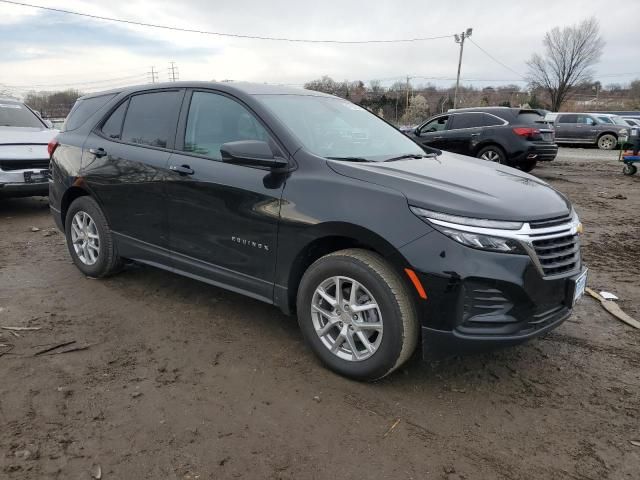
[438,227,526,254]
[410,206,526,254]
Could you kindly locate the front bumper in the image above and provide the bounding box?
[399,230,583,359]
[0,169,50,198]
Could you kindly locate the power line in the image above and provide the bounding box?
[467,38,526,79]
[0,0,454,44]
[2,73,148,89]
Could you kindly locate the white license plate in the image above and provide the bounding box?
[542,133,553,142]
[573,269,587,305]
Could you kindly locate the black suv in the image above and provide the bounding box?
[406,107,558,172]
[49,82,586,381]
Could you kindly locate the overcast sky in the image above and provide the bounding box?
[0,0,638,96]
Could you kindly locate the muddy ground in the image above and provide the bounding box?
[0,147,639,479]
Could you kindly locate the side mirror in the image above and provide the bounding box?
[220,140,288,169]
[413,127,421,136]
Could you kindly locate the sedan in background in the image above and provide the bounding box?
[0,98,58,198]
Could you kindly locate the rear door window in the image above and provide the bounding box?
[449,113,503,129]
[557,114,578,124]
[63,94,115,131]
[183,91,269,160]
[121,91,183,148]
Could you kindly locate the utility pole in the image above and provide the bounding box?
[148,66,158,84]
[168,61,179,82]
[453,28,473,109]
[406,75,410,109]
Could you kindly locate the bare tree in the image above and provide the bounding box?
[526,17,604,111]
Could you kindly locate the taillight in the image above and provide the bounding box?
[47,138,59,158]
[512,127,540,138]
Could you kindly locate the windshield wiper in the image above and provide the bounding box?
[383,153,438,162]
[326,156,372,162]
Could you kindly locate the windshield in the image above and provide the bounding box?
[0,102,45,128]
[258,94,425,161]
[611,116,629,126]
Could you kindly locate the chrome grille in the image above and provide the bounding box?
[532,233,580,276]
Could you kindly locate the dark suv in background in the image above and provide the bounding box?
[553,113,630,150]
[405,107,557,172]
[49,82,586,381]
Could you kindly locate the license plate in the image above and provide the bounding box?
[573,269,588,305]
[24,170,49,184]
[542,133,553,142]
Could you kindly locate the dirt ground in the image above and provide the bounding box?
[1,147,639,480]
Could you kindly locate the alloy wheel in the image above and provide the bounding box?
[70,211,100,265]
[311,276,383,362]
[480,150,501,162]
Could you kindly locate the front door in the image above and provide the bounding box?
[414,115,450,150]
[165,90,286,302]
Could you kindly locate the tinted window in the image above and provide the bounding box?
[101,101,128,139]
[184,92,269,160]
[64,94,115,131]
[577,115,595,125]
[121,91,182,148]
[517,111,544,125]
[558,114,578,124]
[0,102,44,128]
[449,113,503,129]
[421,115,449,133]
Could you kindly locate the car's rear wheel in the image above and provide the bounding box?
[518,160,537,172]
[65,196,122,277]
[597,134,617,150]
[297,249,418,381]
[477,145,506,164]
[623,164,637,176]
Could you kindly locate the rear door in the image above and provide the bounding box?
[82,89,184,258]
[554,114,579,141]
[164,90,286,301]
[446,112,505,154]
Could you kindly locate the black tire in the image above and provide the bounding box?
[477,145,507,164]
[518,160,537,173]
[623,164,637,176]
[597,134,617,150]
[64,196,123,278]
[296,248,418,381]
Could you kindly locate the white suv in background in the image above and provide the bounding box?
[0,98,58,198]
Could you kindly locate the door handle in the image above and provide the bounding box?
[88,147,107,158]
[169,164,195,175]
[433,136,443,140]
[470,133,480,137]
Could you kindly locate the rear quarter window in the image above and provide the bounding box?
[63,94,116,132]
[517,111,544,125]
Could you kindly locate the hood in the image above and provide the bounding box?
[0,126,58,146]
[328,152,571,222]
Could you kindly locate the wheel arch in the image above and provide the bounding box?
[473,141,506,157]
[279,222,412,315]
[60,186,91,228]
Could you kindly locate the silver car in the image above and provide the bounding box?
[0,98,58,198]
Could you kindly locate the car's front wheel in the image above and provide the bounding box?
[297,249,418,381]
[597,134,617,150]
[65,196,123,278]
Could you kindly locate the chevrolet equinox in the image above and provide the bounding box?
[49,82,587,381]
